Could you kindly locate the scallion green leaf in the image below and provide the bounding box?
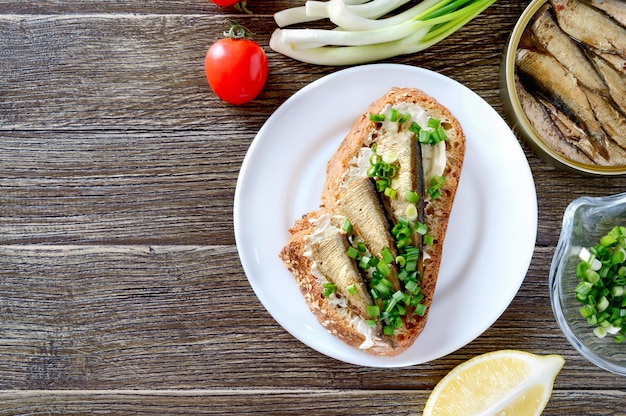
[574,226,626,340]
[405,280,420,295]
[342,218,353,234]
[427,175,446,199]
[346,284,357,296]
[271,0,498,66]
[367,305,380,318]
[322,282,337,298]
[405,190,420,204]
[415,303,427,316]
[384,187,397,199]
[389,108,399,122]
[369,113,385,123]
[381,247,394,264]
[346,246,359,259]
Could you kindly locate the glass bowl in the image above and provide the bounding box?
[550,192,626,375]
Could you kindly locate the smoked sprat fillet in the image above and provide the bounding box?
[279,87,466,356]
[514,0,626,166]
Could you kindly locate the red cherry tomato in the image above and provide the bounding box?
[210,0,239,6]
[205,31,268,105]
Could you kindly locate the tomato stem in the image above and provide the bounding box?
[224,19,254,40]
[234,1,252,15]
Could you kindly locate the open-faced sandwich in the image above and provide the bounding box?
[279,87,466,356]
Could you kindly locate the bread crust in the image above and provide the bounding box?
[279,87,466,356]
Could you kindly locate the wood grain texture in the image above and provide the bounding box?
[2,0,626,413]
[0,131,240,244]
[0,389,625,415]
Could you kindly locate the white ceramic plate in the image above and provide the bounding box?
[234,64,537,367]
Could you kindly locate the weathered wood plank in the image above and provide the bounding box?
[0,131,244,244]
[0,8,521,130]
[0,0,528,19]
[2,0,626,413]
[0,14,276,130]
[0,389,623,415]
[1,128,623,245]
[0,0,293,15]
[0,245,623,391]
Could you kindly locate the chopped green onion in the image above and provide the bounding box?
[601,233,618,247]
[381,247,394,264]
[369,113,385,122]
[427,175,446,199]
[346,246,359,259]
[585,269,600,284]
[367,305,380,318]
[368,146,399,199]
[436,125,448,141]
[385,290,406,314]
[594,326,608,338]
[397,237,411,249]
[405,280,420,295]
[342,218,353,234]
[574,226,626,340]
[346,284,357,296]
[375,178,389,192]
[398,113,411,124]
[409,122,421,135]
[356,241,366,253]
[389,108,399,122]
[405,259,417,272]
[418,129,431,144]
[405,204,418,222]
[358,255,370,270]
[427,117,440,129]
[392,219,412,239]
[384,187,397,199]
[414,303,428,316]
[424,235,434,245]
[382,153,398,164]
[580,304,595,318]
[613,248,626,265]
[396,303,407,316]
[376,261,391,277]
[405,189,420,204]
[412,292,425,305]
[575,280,594,299]
[405,246,420,260]
[374,278,392,295]
[322,282,337,298]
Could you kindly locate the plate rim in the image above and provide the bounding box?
[234,63,537,367]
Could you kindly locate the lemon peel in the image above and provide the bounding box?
[423,349,564,416]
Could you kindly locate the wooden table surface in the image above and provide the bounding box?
[1,0,626,414]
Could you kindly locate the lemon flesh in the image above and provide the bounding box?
[423,350,564,416]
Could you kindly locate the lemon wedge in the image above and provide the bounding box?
[423,350,564,416]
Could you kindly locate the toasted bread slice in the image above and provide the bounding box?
[280,87,466,356]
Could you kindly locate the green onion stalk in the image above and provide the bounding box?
[270,0,498,66]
